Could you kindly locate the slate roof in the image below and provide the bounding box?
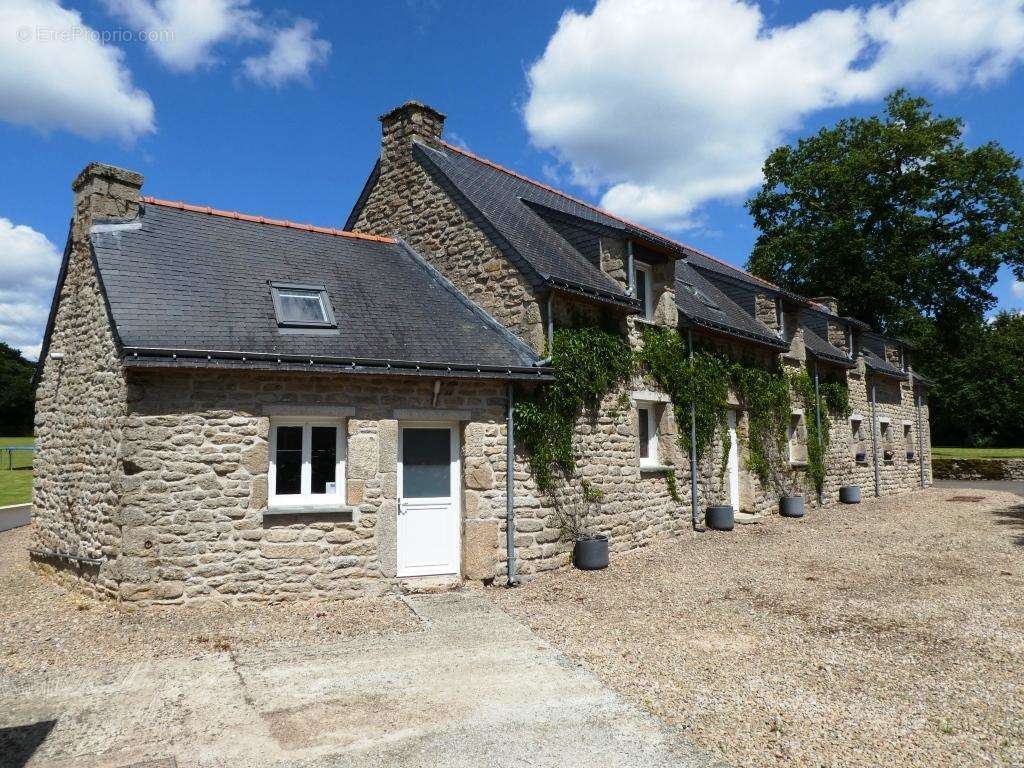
[346,134,919,369]
[802,309,855,367]
[410,141,641,308]
[860,332,908,379]
[86,200,550,380]
[674,261,787,349]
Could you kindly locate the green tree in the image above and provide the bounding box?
[746,90,1024,446]
[929,312,1024,447]
[0,341,35,436]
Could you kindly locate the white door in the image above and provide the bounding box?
[397,424,461,577]
[727,410,740,511]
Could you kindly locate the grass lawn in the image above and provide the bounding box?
[933,446,1024,459]
[0,436,33,506]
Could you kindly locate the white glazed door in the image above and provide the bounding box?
[727,410,740,511]
[397,425,460,577]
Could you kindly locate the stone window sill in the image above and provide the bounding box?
[264,505,357,520]
[855,460,870,466]
[789,461,809,469]
[639,464,675,475]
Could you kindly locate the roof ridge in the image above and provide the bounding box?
[437,139,797,297]
[141,196,395,243]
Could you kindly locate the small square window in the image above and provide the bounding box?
[270,282,336,328]
[269,420,346,507]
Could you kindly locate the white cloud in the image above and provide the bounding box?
[525,0,1024,230]
[0,0,154,140]
[0,218,62,361]
[1012,280,1024,300]
[105,0,330,85]
[242,18,330,87]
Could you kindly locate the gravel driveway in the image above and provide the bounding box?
[493,487,1024,768]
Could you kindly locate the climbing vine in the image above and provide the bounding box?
[792,370,851,494]
[638,326,731,502]
[730,360,792,491]
[514,326,633,491]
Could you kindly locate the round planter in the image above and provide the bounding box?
[839,485,861,504]
[705,505,734,531]
[779,496,805,518]
[573,534,609,570]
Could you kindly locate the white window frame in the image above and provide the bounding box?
[636,402,659,467]
[634,262,654,321]
[776,299,786,339]
[268,418,347,508]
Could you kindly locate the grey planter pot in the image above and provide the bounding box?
[706,505,734,531]
[779,496,805,518]
[839,485,861,504]
[573,534,609,570]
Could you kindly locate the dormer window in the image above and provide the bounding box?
[775,299,786,339]
[271,282,336,328]
[633,262,654,321]
[847,327,855,358]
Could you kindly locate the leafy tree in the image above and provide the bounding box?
[0,341,35,436]
[929,312,1024,447]
[746,91,1024,446]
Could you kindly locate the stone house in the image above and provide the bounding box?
[31,101,931,604]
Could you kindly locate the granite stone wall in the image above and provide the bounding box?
[351,102,545,353]
[31,164,143,598]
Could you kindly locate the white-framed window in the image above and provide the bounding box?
[636,403,659,467]
[880,419,894,463]
[904,423,915,461]
[847,327,856,358]
[776,299,786,338]
[268,419,346,507]
[633,262,654,321]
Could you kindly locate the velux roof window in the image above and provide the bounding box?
[270,282,336,328]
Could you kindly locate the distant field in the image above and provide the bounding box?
[933,446,1024,459]
[0,436,33,506]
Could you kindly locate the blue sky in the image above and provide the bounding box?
[3,0,1024,359]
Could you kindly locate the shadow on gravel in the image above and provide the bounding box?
[990,504,1024,547]
[0,719,56,768]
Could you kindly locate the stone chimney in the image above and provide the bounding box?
[71,162,144,242]
[378,100,446,167]
[812,296,839,314]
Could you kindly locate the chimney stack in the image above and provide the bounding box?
[378,100,446,167]
[812,296,839,314]
[71,162,144,241]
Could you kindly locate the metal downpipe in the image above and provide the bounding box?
[813,362,823,506]
[688,327,703,531]
[505,381,517,586]
[870,380,881,498]
[916,389,926,488]
[546,293,554,355]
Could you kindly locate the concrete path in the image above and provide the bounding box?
[0,591,720,768]
[0,504,30,533]
[934,479,1024,497]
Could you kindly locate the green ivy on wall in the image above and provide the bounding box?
[638,326,732,500]
[792,370,851,494]
[514,326,633,491]
[730,361,792,490]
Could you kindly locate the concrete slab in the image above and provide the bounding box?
[934,479,1024,497]
[0,592,721,768]
[0,504,30,533]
